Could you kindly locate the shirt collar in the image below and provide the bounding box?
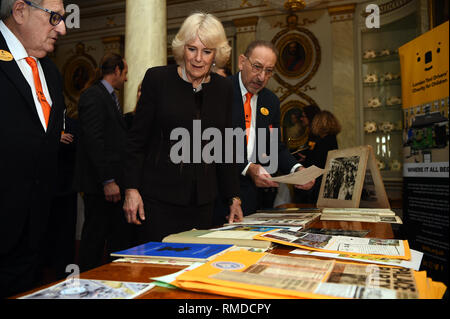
[238,71,258,99]
[101,79,115,95]
[0,20,30,61]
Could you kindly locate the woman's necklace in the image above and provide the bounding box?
[180,66,207,92]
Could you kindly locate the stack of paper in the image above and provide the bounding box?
[162,226,277,249]
[253,229,411,260]
[173,250,447,299]
[320,208,403,224]
[225,212,321,228]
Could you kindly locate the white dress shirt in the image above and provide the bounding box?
[0,20,52,131]
[238,72,300,176]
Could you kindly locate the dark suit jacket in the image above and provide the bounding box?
[230,73,297,215]
[123,65,239,206]
[0,33,65,255]
[73,81,127,194]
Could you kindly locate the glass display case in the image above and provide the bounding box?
[358,4,420,184]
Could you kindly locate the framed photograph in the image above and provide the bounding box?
[62,43,97,112]
[317,145,389,208]
[280,100,309,150]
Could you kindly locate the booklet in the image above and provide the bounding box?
[20,279,155,299]
[111,242,234,262]
[162,226,276,249]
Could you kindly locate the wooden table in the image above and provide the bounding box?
[14,220,395,299]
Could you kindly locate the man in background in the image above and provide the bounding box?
[74,52,134,272]
[0,0,67,297]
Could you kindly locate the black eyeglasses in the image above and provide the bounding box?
[24,0,65,26]
[245,56,274,77]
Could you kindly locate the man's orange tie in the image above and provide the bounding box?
[25,57,51,128]
[244,92,253,144]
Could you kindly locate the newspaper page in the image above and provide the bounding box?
[20,279,155,299]
[290,248,424,271]
[256,229,409,258]
[211,254,335,293]
[316,263,420,299]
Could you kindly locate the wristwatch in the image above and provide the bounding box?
[228,196,242,206]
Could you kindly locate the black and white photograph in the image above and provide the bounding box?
[322,156,359,200]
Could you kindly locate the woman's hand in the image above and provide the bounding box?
[123,189,146,225]
[227,198,244,224]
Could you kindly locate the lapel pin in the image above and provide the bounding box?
[260,107,269,116]
[0,50,14,62]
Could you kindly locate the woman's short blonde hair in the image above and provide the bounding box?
[310,110,342,138]
[172,12,231,68]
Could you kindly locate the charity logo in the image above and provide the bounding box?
[212,261,245,270]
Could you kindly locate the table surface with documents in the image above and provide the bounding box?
[14,220,397,299]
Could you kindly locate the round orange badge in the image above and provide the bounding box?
[0,50,14,62]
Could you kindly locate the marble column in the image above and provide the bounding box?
[124,0,167,113]
[233,16,259,71]
[328,4,357,150]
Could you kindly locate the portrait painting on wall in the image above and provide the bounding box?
[280,100,309,150]
[62,43,97,118]
[275,32,315,79]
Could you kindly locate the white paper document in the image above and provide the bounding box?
[269,165,324,185]
[290,248,423,270]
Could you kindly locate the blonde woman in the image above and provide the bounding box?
[123,12,243,243]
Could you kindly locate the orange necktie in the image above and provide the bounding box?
[244,92,253,144]
[25,57,51,128]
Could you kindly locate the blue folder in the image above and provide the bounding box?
[111,241,234,262]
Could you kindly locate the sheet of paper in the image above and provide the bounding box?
[290,248,424,271]
[269,165,324,185]
[151,262,204,287]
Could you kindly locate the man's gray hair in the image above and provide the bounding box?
[1,0,44,20]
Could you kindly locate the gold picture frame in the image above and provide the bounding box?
[276,33,313,78]
[62,43,97,116]
[280,100,309,150]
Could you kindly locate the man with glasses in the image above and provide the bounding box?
[214,40,314,223]
[0,0,66,297]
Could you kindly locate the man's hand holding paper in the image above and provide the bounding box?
[269,165,324,190]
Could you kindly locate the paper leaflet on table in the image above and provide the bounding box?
[253,229,412,260]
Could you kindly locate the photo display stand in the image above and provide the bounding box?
[316,145,390,208]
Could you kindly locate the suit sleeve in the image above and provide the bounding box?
[216,80,240,200]
[123,68,158,189]
[77,88,112,184]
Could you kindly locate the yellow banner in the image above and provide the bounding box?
[399,21,449,108]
